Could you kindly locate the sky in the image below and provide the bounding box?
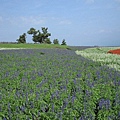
[0,0,120,46]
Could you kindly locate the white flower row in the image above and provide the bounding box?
[0,48,26,50]
[75,47,120,71]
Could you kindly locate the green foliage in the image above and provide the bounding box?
[16,33,26,43]
[53,39,59,44]
[0,48,120,119]
[27,27,51,43]
[44,38,52,44]
[61,39,67,45]
[27,28,37,35]
[0,43,69,49]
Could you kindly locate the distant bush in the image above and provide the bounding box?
[16,33,26,43]
[53,39,59,44]
[61,39,67,45]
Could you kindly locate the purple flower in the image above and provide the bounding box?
[74,117,77,120]
[52,103,54,112]
[99,99,111,110]
[35,92,39,100]
[118,81,120,86]
[99,99,105,109]
[118,111,120,118]
[73,78,76,85]
[20,105,25,112]
[77,74,81,78]
[30,101,34,108]
[79,115,84,120]
[37,72,43,76]
[85,90,92,97]
[0,94,2,100]
[50,93,54,100]
[32,113,35,119]
[3,117,7,120]
[71,95,76,104]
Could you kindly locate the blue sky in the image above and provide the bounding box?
[0,0,120,46]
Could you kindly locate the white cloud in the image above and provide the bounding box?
[98,29,112,33]
[6,16,46,27]
[99,29,105,33]
[20,16,45,25]
[59,20,72,25]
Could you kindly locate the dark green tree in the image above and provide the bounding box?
[53,39,59,44]
[27,28,37,35]
[27,27,51,44]
[27,28,38,43]
[61,39,67,45]
[16,33,26,43]
[44,38,52,44]
[36,30,47,43]
[40,27,51,43]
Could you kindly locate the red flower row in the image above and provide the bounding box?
[107,49,120,55]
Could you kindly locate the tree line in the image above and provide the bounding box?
[16,27,67,45]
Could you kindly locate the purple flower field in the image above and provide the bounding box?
[0,48,120,120]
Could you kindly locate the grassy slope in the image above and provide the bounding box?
[0,43,69,49]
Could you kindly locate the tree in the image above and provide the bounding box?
[27,28,38,43]
[16,33,26,43]
[27,28,37,35]
[53,39,59,44]
[61,39,67,45]
[40,27,51,43]
[44,38,52,44]
[27,27,51,44]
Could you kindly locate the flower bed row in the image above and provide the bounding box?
[107,49,120,55]
[75,47,120,71]
[0,48,120,119]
